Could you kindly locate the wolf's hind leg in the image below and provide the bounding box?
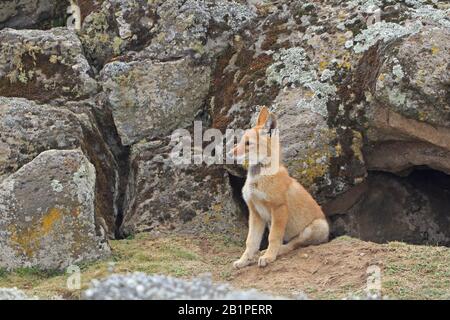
[279,219,329,255]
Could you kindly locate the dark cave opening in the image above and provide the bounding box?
[329,166,450,246]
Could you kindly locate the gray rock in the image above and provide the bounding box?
[120,138,245,239]
[0,288,34,300]
[0,28,98,104]
[0,97,120,237]
[79,0,156,68]
[79,0,255,67]
[100,57,211,146]
[0,149,110,270]
[0,0,67,30]
[83,273,293,300]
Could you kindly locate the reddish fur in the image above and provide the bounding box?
[231,107,329,268]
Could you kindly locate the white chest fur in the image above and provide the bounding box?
[242,181,272,222]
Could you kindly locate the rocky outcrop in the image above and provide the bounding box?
[0,0,449,270]
[79,0,255,69]
[0,149,110,270]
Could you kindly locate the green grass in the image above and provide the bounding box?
[0,234,449,299]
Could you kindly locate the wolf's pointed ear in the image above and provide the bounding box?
[264,113,277,136]
[256,106,270,127]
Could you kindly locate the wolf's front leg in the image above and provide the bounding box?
[258,205,288,267]
[233,203,265,269]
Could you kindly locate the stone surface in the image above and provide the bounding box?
[100,57,211,146]
[0,288,35,300]
[0,149,110,270]
[0,0,68,30]
[0,28,98,104]
[79,0,255,68]
[83,273,293,300]
[0,97,120,237]
[120,138,245,239]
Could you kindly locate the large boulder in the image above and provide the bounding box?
[363,24,450,174]
[0,97,119,237]
[100,57,211,146]
[120,138,245,239]
[0,149,110,270]
[209,0,450,198]
[0,28,97,104]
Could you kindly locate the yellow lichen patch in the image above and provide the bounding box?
[289,148,331,189]
[212,203,223,213]
[431,46,440,55]
[351,130,364,163]
[49,55,58,64]
[319,61,328,71]
[8,208,64,258]
[41,208,62,234]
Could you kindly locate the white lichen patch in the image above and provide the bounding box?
[411,5,450,28]
[266,47,336,118]
[353,21,422,53]
[392,64,404,81]
[50,179,63,193]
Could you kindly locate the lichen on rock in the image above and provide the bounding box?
[0,150,110,270]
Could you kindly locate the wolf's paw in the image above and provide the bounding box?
[233,258,251,269]
[258,254,276,267]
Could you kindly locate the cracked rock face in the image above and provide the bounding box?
[0,149,110,270]
[120,138,245,239]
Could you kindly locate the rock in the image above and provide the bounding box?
[329,170,450,246]
[0,149,110,270]
[0,0,68,30]
[362,25,450,175]
[272,88,366,203]
[79,0,255,68]
[120,138,245,239]
[78,0,155,68]
[0,28,97,104]
[139,0,256,61]
[0,288,35,300]
[83,273,293,300]
[0,97,119,237]
[208,1,368,202]
[100,57,211,146]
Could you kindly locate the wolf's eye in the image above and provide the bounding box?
[245,140,250,146]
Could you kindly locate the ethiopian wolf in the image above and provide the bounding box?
[229,106,329,268]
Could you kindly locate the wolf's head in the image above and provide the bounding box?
[229,106,280,172]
